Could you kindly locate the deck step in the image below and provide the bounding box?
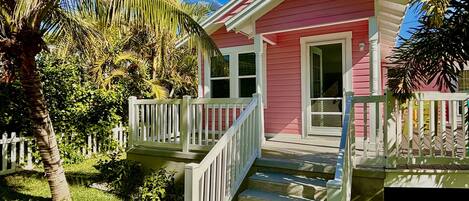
[238,189,314,201]
[246,172,327,200]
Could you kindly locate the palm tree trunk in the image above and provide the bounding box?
[19,51,71,201]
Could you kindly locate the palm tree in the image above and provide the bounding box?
[387,0,468,100]
[0,0,218,200]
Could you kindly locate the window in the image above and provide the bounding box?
[210,55,230,98]
[207,45,258,98]
[238,53,256,97]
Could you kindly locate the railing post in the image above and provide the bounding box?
[185,163,199,201]
[253,93,264,158]
[128,96,137,149]
[181,96,191,153]
[384,90,397,168]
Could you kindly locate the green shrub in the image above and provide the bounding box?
[138,169,183,201]
[94,154,145,198]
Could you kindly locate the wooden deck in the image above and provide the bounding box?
[261,134,340,166]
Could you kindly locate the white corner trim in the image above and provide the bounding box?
[300,31,353,138]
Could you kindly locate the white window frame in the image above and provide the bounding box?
[205,45,256,98]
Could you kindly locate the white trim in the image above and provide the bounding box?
[300,32,353,138]
[261,18,368,36]
[197,49,203,98]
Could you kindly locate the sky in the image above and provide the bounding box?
[208,0,422,42]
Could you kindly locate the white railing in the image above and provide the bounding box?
[0,132,33,175]
[1,123,127,176]
[327,94,354,201]
[389,92,469,166]
[184,94,262,201]
[128,96,251,152]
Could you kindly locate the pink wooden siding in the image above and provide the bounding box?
[264,20,370,135]
[256,0,374,34]
[210,26,254,49]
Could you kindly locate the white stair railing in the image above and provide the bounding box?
[184,94,262,201]
[327,93,354,201]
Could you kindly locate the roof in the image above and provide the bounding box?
[180,0,408,51]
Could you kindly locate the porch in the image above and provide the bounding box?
[126,91,469,201]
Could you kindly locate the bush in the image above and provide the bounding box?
[94,154,183,200]
[138,169,183,201]
[94,153,145,198]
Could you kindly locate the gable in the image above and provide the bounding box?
[256,0,375,34]
[211,26,254,48]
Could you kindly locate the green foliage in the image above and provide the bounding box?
[138,169,184,201]
[94,153,145,198]
[388,0,469,100]
[58,141,85,165]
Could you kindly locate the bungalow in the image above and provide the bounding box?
[126,1,469,201]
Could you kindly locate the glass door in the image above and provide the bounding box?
[308,43,344,136]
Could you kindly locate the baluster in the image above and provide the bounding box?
[364,103,368,157]
[157,104,162,143]
[11,132,16,170]
[218,104,222,139]
[205,104,209,145]
[430,101,436,156]
[210,163,216,201]
[441,100,447,156]
[408,99,414,159]
[175,104,180,143]
[463,100,468,158]
[135,104,140,143]
[198,104,203,145]
[216,154,222,201]
[19,133,24,167]
[396,106,402,157]
[225,104,229,131]
[418,100,424,157]
[205,167,210,201]
[212,105,216,144]
[192,104,196,145]
[221,147,227,200]
[163,104,167,143]
[451,100,458,157]
[140,105,145,142]
[146,104,150,142]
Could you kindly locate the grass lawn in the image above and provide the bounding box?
[0,155,121,201]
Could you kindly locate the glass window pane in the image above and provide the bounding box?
[239,78,256,98]
[312,114,342,127]
[239,53,256,76]
[211,79,230,98]
[211,55,230,77]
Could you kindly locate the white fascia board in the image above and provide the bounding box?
[225,0,284,33]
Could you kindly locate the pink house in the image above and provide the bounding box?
[128,1,469,200]
[196,0,403,138]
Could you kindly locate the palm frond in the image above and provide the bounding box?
[107,0,220,56]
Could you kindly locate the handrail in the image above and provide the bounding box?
[184,94,262,201]
[327,95,354,201]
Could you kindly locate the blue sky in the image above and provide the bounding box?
[211,0,421,41]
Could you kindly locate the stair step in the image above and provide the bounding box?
[247,172,327,200]
[238,189,314,201]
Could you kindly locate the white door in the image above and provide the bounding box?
[307,41,345,136]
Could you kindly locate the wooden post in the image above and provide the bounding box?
[181,96,191,153]
[185,163,199,201]
[254,35,266,146]
[384,90,397,168]
[2,133,7,172]
[253,93,263,158]
[128,96,137,149]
